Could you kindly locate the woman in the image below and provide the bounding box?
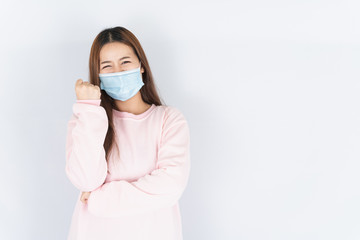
[65,26,191,240]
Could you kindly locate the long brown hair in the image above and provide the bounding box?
[88,26,165,165]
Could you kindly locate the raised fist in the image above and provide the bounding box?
[75,79,101,100]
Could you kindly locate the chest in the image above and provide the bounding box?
[105,119,162,182]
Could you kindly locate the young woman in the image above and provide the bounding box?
[65,26,191,240]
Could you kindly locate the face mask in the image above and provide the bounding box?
[99,62,144,101]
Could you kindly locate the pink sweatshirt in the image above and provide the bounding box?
[65,99,191,240]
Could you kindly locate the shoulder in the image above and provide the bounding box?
[156,105,190,144]
[157,105,188,122]
[155,105,189,131]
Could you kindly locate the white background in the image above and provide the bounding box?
[0,0,360,239]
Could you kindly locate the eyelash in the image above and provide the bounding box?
[103,61,130,69]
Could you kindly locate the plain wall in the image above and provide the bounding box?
[0,0,360,239]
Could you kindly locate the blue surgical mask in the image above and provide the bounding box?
[99,62,144,101]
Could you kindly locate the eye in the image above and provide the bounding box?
[122,61,130,65]
[103,65,111,69]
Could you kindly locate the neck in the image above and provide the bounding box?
[113,92,151,115]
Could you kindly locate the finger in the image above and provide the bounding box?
[83,82,94,87]
[75,79,83,86]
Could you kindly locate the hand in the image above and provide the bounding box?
[80,191,91,204]
[75,79,101,100]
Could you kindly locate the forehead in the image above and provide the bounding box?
[99,42,135,60]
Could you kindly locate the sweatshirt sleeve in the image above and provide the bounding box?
[87,106,191,217]
[65,99,109,192]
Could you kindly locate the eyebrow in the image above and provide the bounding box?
[100,56,131,64]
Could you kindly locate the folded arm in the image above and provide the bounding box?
[65,100,109,192]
